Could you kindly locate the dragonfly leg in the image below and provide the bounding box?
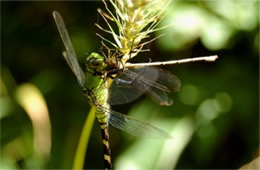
[106,60,124,78]
[106,68,122,78]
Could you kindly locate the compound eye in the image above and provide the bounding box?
[90,58,102,67]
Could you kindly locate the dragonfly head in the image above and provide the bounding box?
[85,52,107,74]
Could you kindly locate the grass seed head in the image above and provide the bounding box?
[98,0,171,62]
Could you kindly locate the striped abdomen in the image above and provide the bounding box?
[96,107,112,170]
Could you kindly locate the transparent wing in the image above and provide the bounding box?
[108,67,181,106]
[95,105,170,138]
[53,11,85,87]
[140,68,181,106]
[108,67,159,105]
[62,51,85,87]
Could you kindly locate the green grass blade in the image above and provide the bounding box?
[73,106,96,170]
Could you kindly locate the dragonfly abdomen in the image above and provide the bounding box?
[101,125,112,170]
[96,108,112,170]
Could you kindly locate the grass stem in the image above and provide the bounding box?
[73,106,96,170]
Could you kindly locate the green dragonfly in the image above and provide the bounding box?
[53,11,217,170]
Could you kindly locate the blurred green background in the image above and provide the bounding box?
[1,0,259,169]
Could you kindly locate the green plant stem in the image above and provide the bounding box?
[73,106,96,170]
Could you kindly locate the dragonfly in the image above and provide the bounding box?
[53,11,217,170]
